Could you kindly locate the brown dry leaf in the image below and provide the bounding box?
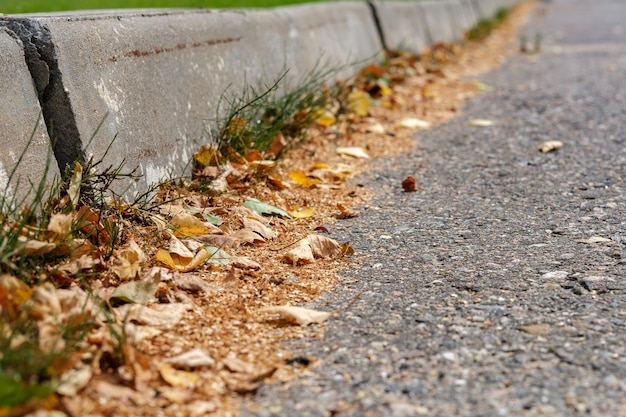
[223,356,257,374]
[249,160,276,174]
[307,234,341,258]
[45,213,73,243]
[242,217,276,240]
[111,239,144,280]
[266,175,288,190]
[538,140,564,153]
[288,170,320,188]
[231,256,261,270]
[164,348,215,369]
[158,203,187,218]
[231,229,266,245]
[159,386,194,404]
[195,233,241,249]
[114,303,189,327]
[336,146,370,159]
[268,131,287,158]
[337,204,359,219]
[16,237,56,257]
[519,323,550,335]
[283,239,315,265]
[262,306,331,326]
[159,363,199,389]
[167,235,195,259]
[75,206,111,244]
[402,176,417,192]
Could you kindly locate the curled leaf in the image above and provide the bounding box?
[160,363,199,389]
[538,140,563,153]
[262,306,331,326]
[336,147,370,159]
[398,118,431,130]
[288,170,320,188]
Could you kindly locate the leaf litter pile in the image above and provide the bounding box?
[0,3,533,416]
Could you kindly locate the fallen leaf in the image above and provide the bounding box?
[290,207,314,219]
[170,213,219,237]
[223,356,256,374]
[193,144,217,168]
[204,246,230,266]
[538,140,564,153]
[315,109,337,127]
[195,234,240,249]
[307,234,341,258]
[288,170,320,188]
[175,275,217,294]
[243,198,291,219]
[469,119,495,127]
[159,386,193,404]
[348,90,370,116]
[164,348,215,369]
[242,217,277,240]
[401,176,417,192]
[156,247,212,272]
[109,272,160,305]
[159,363,199,389]
[249,160,276,174]
[231,229,266,245]
[266,175,287,190]
[283,239,315,265]
[231,256,261,270]
[398,118,431,129]
[262,306,331,326]
[366,123,386,134]
[519,323,550,335]
[45,213,73,243]
[114,303,189,327]
[0,274,33,319]
[336,147,370,159]
[56,364,92,397]
[577,236,612,244]
[340,242,355,256]
[337,204,359,219]
[111,240,144,280]
[16,237,56,257]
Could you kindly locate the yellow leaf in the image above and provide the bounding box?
[288,170,320,188]
[315,110,336,127]
[378,85,393,97]
[348,90,370,116]
[291,207,314,219]
[170,212,217,237]
[159,363,199,389]
[193,145,217,168]
[309,163,330,171]
[156,249,177,269]
[156,247,212,272]
[0,274,32,319]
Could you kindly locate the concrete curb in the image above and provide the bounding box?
[0,0,518,201]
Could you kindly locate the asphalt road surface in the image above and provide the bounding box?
[244,1,626,415]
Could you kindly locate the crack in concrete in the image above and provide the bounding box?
[0,18,84,174]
